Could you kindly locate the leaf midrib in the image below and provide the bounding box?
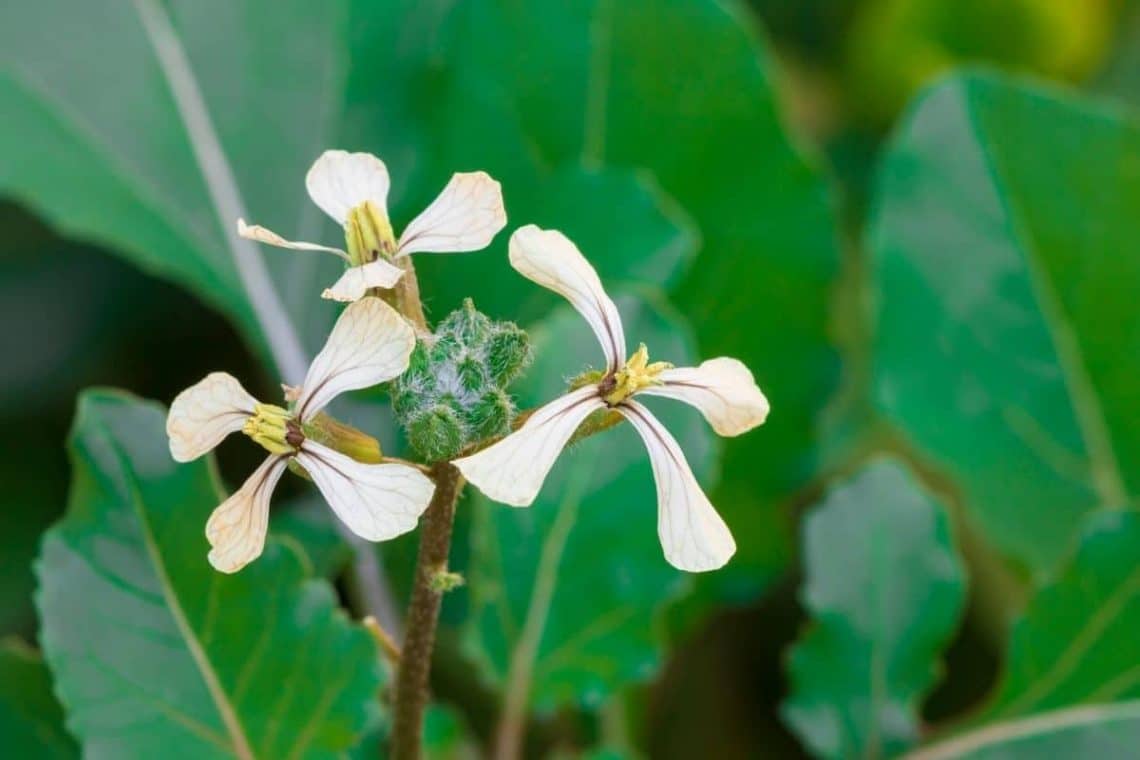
[964,84,1129,510]
[903,700,1140,760]
[104,425,256,760]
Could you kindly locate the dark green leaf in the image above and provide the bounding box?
[979,510,1140,722]
[36,390,382,758]
[871,71,1140,574]
[427,0,840,601]
[270,497,354,580]
[465,294,715,710]
[0,639,77,759]
[783,459,967,760]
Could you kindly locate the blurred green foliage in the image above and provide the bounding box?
[3,0,1140,757]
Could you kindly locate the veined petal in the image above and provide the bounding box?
[296,440,434,541]
[295,296,415,420]
[305,150,390,225]
[509,225,627,371]
[205,455,288,573]
[237,219,348,260]
[453,386,605,507]
[320,259,405,303]
[639,357,770,437]
[396,171,507,256]
[167,372,257,462]
[619,401,735,572]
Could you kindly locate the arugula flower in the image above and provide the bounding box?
[453,226,769,572]
[238,150,507,302]
[166,297,434,572]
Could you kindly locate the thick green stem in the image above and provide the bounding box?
[390,462,464,760]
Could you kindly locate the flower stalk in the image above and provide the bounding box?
[390,461,465,760]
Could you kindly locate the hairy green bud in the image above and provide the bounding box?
[392,299,532,462]
[406,404,466,462]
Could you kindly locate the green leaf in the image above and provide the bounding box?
[978,510,1140,722]
[465,294,716,711]
[0,0,448,372]
[36,390,382,758]
[416,164,698,325]
[783,459,967,760]
[904,701,1140,760]
[270,497,354,580]
[871,71,1140,574]
[429,0,840,601]
[0,639,77,759]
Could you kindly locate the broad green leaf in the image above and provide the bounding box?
[465,294,716,711]
[978,510,1140,722]
[431,0,840,600]
[0,639,77,759]
[783,459,966,760]
[871,71,1140,574]
[270,498,354,580]
[905,701,1140,760]
[0,0,461,376]
[37,391,382,759]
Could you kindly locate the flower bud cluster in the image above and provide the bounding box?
[392,299,531,462]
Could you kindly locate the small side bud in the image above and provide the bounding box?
[429,568,465,593]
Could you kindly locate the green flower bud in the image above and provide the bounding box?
[445,298,493,345]
[406,404,467,462]
[486,324,532,386]
[469,388,514,441]
[391,300,530,458]
[456,353,487,395]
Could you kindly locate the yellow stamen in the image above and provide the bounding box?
[242,403,298,456]
[602,343,672,405]
[344,200,397,267]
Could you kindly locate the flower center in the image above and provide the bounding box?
[242,403,303,456]
[600,343,672,405]
[344,200,397,267]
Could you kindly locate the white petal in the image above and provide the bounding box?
[639,357,770,437]
[167,372,257,462]
[320,259,405,302]
[619,401,735,572]
[205,455,287,573]
[296,440,434,541]
[508,225,627,370]
[305,150,390,225]
[453,387,605,506]
[396,171,507,255]
[237,219,348,260]
[295,297,415,420]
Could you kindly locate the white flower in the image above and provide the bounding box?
[452,226,769,572]
[238,150,507,302]
[166,297,435,573]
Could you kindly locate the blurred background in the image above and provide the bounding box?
[3,0,1140,757]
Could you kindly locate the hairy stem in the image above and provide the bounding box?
[390,462,464,760]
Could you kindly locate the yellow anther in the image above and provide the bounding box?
[602,343,672,405]
[344,200,397,267]
[242,403,298,456]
